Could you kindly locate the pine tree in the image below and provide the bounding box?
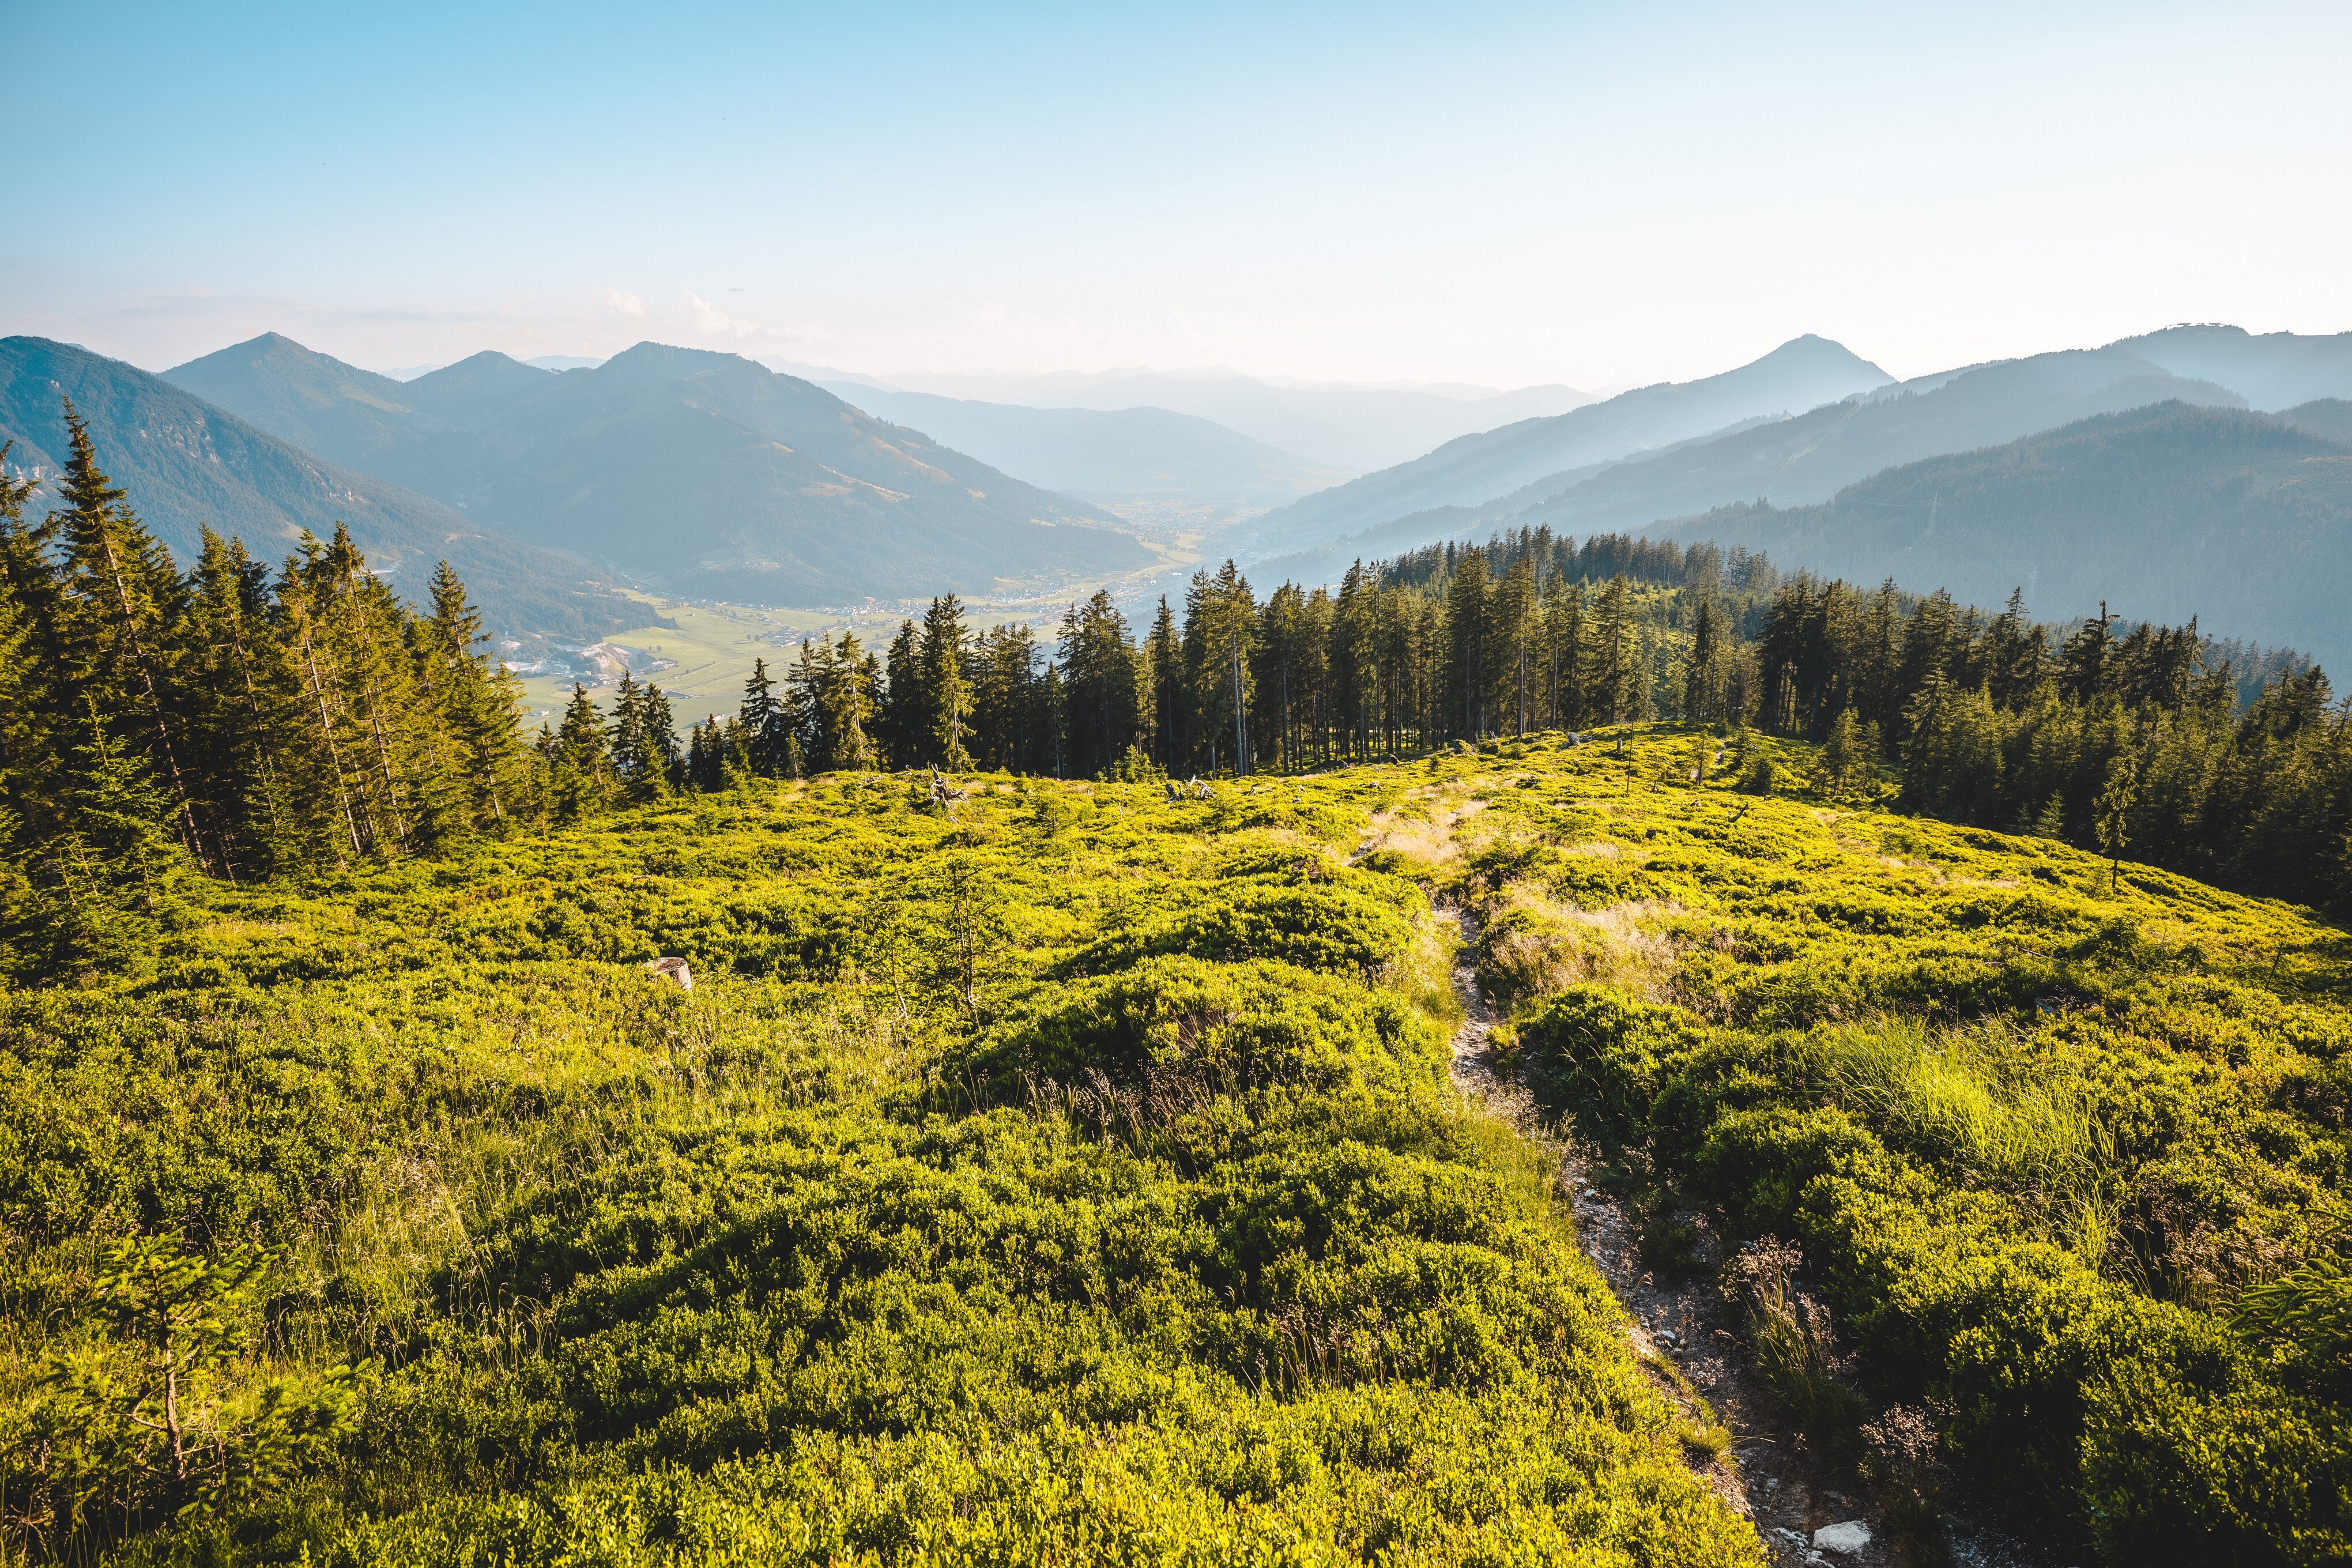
[739,657,787,776]
[881,619,923,768]
[1549,583,1586,731]
[0,451,73,915]
[183,532,300,877]
[49,401,208,869]
[420,561,530,834]
[921,597,974,771]
[1060,590,1138,778]
[1590,575,1636,726]
[2094,752,2138,893]
[1190,563,1256,773]
[1443,549,1490,740]
[1684,594,1725,725]
[552,683,611,820]
[607,670,669,805]
[1490,554,1536,736]
[1145,597,1183,769]
[278,580,372,865]
[834,634,880,770]
[643,682,680,788]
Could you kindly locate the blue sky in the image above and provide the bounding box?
[5,1,2347,388]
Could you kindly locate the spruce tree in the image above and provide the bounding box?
[881,619,923,768]
[607,670,669,805]
[49,401,207,869]
[739,657,787,776]
[1443,549,1490,740]
[1145,597,1183,769]
[921,597,974,771]
[1490,554,1536,737]
[552,682,612,819]
[1590,575,1635,726]
[643,683,680,789]
[0,453,71,917]
[421,561,531,834]
[183,532,300,877]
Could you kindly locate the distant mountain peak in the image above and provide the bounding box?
[151,334,1147,606]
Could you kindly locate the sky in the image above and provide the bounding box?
[5,1,2349,391]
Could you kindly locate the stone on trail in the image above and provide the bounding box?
[1812,1520,1871,1555]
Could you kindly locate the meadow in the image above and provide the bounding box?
[3,726,2346,1565]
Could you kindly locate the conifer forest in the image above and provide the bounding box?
[4,416,2351,1568]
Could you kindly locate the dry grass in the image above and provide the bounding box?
[1477,882,1693,1008]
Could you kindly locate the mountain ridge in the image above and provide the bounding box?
[0,336,642,643]
[828,364,1601,473]
[1238,334,1894,553]
[819,385,1347,508]
[166,336,1154,605]
[1643,400,2352,669]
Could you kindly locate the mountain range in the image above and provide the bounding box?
[165,335,1152,604]
[1643,401,2352,670]
[1239,335,1897,553]
[0,337,642,643]
[790,364,1600,475]
[1246,327,2352,595]
[16,318,2352,670]
[816,386,1345,510]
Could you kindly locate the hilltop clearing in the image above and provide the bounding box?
[4,730,2348,1565]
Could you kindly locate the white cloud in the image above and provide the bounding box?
[603,288,647,319]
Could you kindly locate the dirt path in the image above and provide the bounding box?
[1439,899,1900,1567]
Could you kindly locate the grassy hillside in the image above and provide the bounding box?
[4,731,2345,1564]
[0,751,1758,1566]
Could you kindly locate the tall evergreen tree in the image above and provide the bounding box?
[1443,549,1491,739]
[1589,574,1637,726]
[607,670,670,804]
[921,597,975,771]
[551,682,612,820]
[420,560,532,834]
[49,402,207,868]
[1059,590,1139,778]
[739,657,789,776]
[1145,597,1183,769]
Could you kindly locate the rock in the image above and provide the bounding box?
[1812,1520,1871,1555]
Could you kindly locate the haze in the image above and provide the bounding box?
[6,0,2349,392]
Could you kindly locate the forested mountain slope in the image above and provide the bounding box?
[1646,401,2352,668]
[1250,345,2255,586]
[2117,322,2352,409]
[1242,335,1893,548]
[167,336,1154,604]
[2276,397,2352,446]
[0,336,638,642]
[1501,345,2247,534]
